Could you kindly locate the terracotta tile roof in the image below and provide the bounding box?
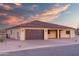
[7,20,75,29]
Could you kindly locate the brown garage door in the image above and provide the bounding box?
[25,30,44,40]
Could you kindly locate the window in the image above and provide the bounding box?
[66,31,70,34]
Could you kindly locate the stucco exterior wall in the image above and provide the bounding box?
[70,29,75,38]
[7,27,75,40]
[20,28,25,40]
[7,28,26,40]
[44,29,48,40]
[7,29,20,40]
[60,29,75,38]
[60,30,70,38]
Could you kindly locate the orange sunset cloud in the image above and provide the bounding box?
[14,3,22,6]
[0,3,12,10]
[2,16,23,25]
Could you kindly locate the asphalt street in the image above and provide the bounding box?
[1,44,79,56]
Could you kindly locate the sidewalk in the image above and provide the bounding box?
[0,38,79,54]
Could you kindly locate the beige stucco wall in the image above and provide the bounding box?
[7,27,75,40]
[7,28,26,40]
[7,28,21,40]
[20,28,25,40]
[70,29,75,38]
[60,29,75,38]
[44,29,48,40]
[60,30,70,38]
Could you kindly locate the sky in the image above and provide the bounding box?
[0,3,79,29]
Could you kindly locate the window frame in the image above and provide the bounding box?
[66,30,70,34]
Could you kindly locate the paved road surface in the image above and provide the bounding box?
[1,44,79,56]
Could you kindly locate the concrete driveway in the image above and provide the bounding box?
[0,36,79,54]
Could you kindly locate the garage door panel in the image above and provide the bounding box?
[25,30,44,40]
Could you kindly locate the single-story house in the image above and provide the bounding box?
[6,20,75,40]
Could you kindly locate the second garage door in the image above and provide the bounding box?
[25,30,44,40]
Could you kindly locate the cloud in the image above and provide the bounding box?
[25,4,39,11]
[29,4,38,11]
[29,4,71,22]
[13,3,22,6]
[0,13,8,16]
[0,4,71,25]
[0,15,8,21]
[0,3,13,10]
[1,16,23,25]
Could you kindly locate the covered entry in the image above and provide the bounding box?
[48,30,57,39]
[25,29,44,40]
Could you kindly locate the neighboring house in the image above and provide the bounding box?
[6,20,75,40]
[0,29,6,39]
